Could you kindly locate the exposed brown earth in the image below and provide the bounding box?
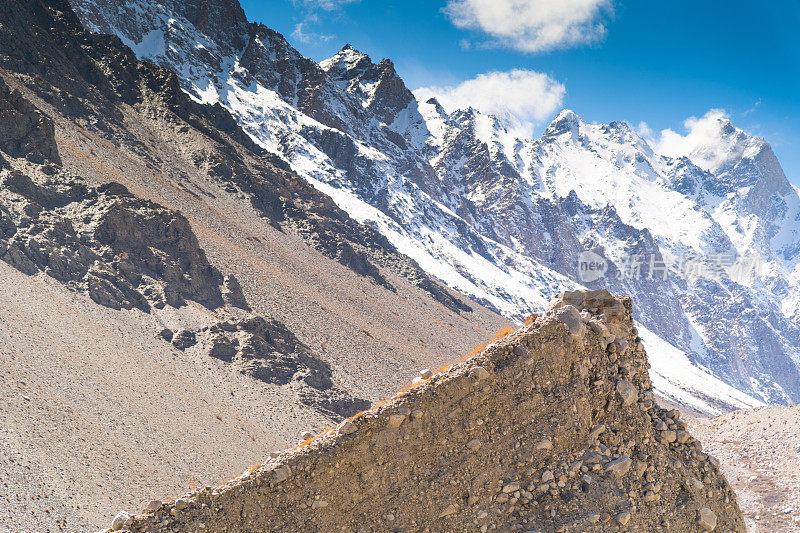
[115,291,746,533]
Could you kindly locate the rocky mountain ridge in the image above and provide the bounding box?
[0,1,784,531]
[66,0,800,408]
[111,290,747,533]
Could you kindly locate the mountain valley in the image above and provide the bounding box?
[0,0,797,531]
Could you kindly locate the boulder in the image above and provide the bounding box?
[616,380,638,407]
[550,305,585,339]
[697,507,717,531]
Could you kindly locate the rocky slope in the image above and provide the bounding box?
[0,0,504,399]
[0,1,508,530]
[689,405,800,532]
[0,75,369,418]
[67,0,799,408]
[111,291,746,533]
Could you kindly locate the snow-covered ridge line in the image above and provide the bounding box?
[68,0,800,410]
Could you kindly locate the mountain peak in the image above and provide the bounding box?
[450,106,479,122]
[556,109,581,121]
[339,43,369,60]
[167,0,250,51]
[658,112,772,178]
[607,120,632,133]
[543,109,583,138]
[320,43,414,123]
[320,44,374,79]
[377,57,396,70]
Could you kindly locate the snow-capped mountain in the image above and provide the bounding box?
[68,0,799,411]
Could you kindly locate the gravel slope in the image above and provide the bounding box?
[689,406,800,532]
[0,261,336,531]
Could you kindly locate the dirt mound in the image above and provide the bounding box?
[112,290,745,532]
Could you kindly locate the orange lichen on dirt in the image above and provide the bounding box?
[296,438,315,450]
[465,324,516,360]
[490,325,516,341]
[524,313,541,326]
[395,377,427,396]
[428,324,517,379]
[350,410,368,421]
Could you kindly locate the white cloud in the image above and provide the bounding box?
[415,69,565,136]
[293,0,359,10]
[635,121,655,143]
[292,21,334,44]
[636,121,652,138]
[656,109,747,173]
[444,0,612,53]
[290,0,358,45]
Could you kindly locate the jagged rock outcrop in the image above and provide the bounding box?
[0,168,238,311]
[193,314,371,418]
[113,291,746,532]
[0,77,60,165]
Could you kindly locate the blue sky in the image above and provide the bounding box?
[240,0,800,184]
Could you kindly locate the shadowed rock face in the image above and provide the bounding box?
[0,78,60,165]
[168,0,249,52]
[0,170,232,312]
[117,291,746,533]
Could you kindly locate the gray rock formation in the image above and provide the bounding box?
[197,314,371,418]
[0,170,234,312]
[0,78,60,164]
